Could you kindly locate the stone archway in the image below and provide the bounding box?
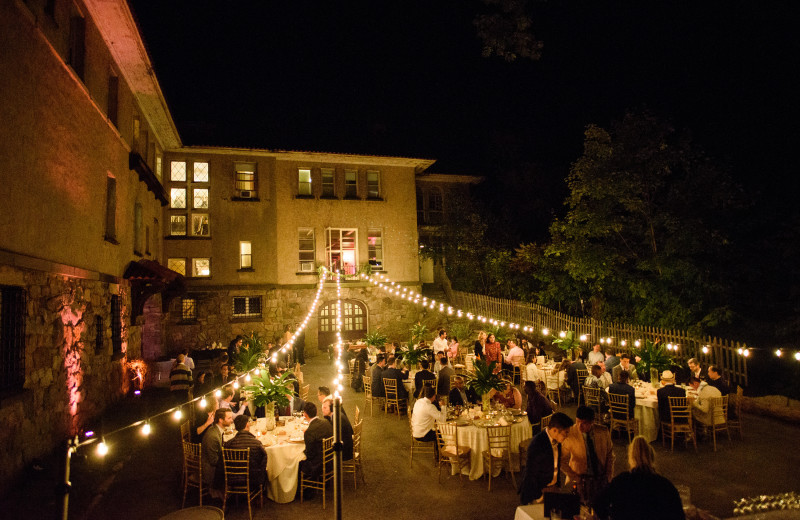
[317,299,368,349]
[141,294,163,361]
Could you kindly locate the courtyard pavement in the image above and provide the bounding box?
[4,353,800,519]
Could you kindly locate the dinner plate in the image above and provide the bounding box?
[289,436,304,443]
[454,419,471,427]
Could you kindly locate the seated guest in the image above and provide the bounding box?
[433,351,446,374]
[437,356,455,396]
[611,354,639,383]
[279,381,306,416]
[687,375,724,426]
[448,376,479,406]
[519,412,574,504]
[411,386,445,458]
[504,340,525,369]
[562,406,614,505]
[687,357,706,381]
[604,348,620,374]
[656,370,685,423]
[370,354,387,398]
[212,353,230,382]
[218,385,249,417]
[593,436,683,520]
[588,344,604,366]
[525,352,545,383]
[597,361,613,388]
[299,402,333,479]
[170,354,193,404]
[523,380,554,434]
[414,360,436,398]
[202,408,233,498]
[321,398,354,461]
[351,347,369,392]
[566,352,587,402]
[224,415,267,489]
[213,363,234,388]
[706,365,730,395]
[607,371,636,417]
[382,356,409,400]
[491,380,522,410]
[317,385,331,403]
[194,370,215,397]
[447,336,459,360]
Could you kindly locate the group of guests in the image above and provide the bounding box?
[169,349,239,405]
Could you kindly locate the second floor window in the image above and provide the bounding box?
[167,258,186,276]
[367,170,380,199]
[326,228,357,275]
[298,228,315,272]
[298,168,312,196]
[321,168,335,197]
[240,241,252,269]
[192,258,211,277]
[170,161,211,236]
[345,170,358,198]
[368,229,384,271]
[235,162,257,198]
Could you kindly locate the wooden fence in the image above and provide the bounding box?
[450,290,748,386]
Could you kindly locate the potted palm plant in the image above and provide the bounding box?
[244,370,295,430]
[364,328,388,349]
[410,322,428,345]
[399,342,431,371]
[234,331,268,373]
[631,340,672,387]
[552,330,582,360]
[465,360,505,412]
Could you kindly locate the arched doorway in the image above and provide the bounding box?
[317,299,368,349]
[141,294,164,361]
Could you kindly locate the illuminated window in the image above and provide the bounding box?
[298,168,312,196]
[298,228,315,272]
[191,214,209,236]
[181,298,197,321]
[192,258,211,277]
[167,258,186,275]
[240,241,252,269]
[368,229,384,270]
[366,170,380,199]
[170,215,187,236]
[193,162,209,182]
[345,170,358,198]
[170,162,187,182]
[235,162,256,197]
[321,168,335,197]
[233,296,261,318]
[326,228,357,275]
[193,188,209,209]
[155,154,163,181]
[0,286,26,392]
[170,188,186,208]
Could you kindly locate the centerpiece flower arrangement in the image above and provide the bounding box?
[234,331,268,373]
[465,360,506,412]
[630,340,672,387]
[551,330,582,360]
[244,370,295,430]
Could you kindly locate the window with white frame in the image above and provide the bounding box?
[321,168,335,197]
[298,228,315,272]
[326,228,357,275]
[240,241,252,269]
[235,162,257,198]
[367,229,384,271]
[193,162,209,182]
[170,188,187,208]
[344,170,358,198]
[232,296,262,318]
[298,168,312,196]
[366,170,380,199]
[171,161,187,182]
[167,258,186,276]
[170,215,187,236]
[192,258,211,277]
[170,160,211,236]
[191,214,210,236]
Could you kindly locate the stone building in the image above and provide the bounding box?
[0,0,180,491]
[159,148,435,356]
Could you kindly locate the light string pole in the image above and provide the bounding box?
[332,269,344,520]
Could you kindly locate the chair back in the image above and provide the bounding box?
[607,392,631,420]
[222,447,251,494]
[180,420,191,442]
[583,386,604,410]
[353,419,363,455]
[384,378,398,400]
[485,424,512,453]
[321,436,335,477]
[354,405,361,424]
[540,413,553,430]
[668,396,693,425]
[436,421,459,453]
[182,440,202,479]
[710,395,728,425]
[576,369,589,387]
[300,383,310,402]
[465,355,475,373]
[363,375,372,394]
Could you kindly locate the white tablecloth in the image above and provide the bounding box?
[515,504,544,520]
[456,416,532,480]
[606,386,660,442]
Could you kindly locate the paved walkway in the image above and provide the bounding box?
[4,354,799,519]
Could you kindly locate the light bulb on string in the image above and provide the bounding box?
[141,422,151,436]
[173,409,183,421]
[96,440,109,456]
[795,352,800,361]
[775,349,782,357]
[199,397,207,409]
[701,346,709,354]
[215,389,222,398]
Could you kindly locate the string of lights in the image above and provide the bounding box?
[362,272,800,362]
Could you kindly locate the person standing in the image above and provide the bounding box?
[562,406,614,505]
[519,412,574,504]
[484,333,503,374]
[181,348,195,372]
[432,329,449,356]
[474,331,487,361]
[370,354,387,399]
[169,353,193,404]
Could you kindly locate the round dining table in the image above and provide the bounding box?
[454,413,532,480]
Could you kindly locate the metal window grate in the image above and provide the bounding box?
[182,298,197,321]
[0,286,26,392]
[95,316,104,353]
[232,297,261,318]
[110,295,122,355]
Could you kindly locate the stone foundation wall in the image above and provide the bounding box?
[164,283,424,355]
[0,265,140,493]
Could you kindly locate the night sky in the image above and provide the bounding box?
[129,0,799,237]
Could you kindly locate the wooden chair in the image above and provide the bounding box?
[180,420,191,443]
[696,395,731,452]
[482,425,516,491]
[408,412,436,466]
[435,421,471,483]
[662,397,696,452]
[539,413,554,431]
[181,440,208,507]
[363,375,383,416]
[383,378,407,416]
[342,419,365,488]
[546,371,568,408]
[607,393,638,442]
[518,437,532,468]
[354,405,361,424]
[583,386,607,425]
[221,448,263,520]
[299,383,310,402]
[300,436,335,508]
[575,369,589,405]
[728,386,744,439]
[347,358,356,387]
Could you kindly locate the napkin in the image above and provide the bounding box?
[498,417,509,426]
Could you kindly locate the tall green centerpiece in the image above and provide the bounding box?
[552,330,582,360]
[244,370,294,429]
[631,340,672,388]
[465,360,505,412]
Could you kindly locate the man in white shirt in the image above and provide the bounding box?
[588,344,604,366]
[688,376,724,426]
[432,329,449,356]
[411,386,445,459]
[218,385,248,417]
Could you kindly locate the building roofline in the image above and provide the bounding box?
[84,0,181,149]
[415,172,484,184]
[169,146,437,172]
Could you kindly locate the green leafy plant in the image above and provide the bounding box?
[449,322,472,343]
[410,322,429,345]
[630,340,673,379]
[399,342,432,368]
[465,360,506,395]
[364,328,388,348]
[552,330,582,359]
[244,370,295,409]
[486,324,508,343]
[235,331,267,372]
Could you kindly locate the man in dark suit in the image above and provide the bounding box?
[224,415,267,489]
[370,354,387,398]
[607,371,636,417]
[566,355,586,402]
[414,359,436,398]
[604,348,620,375]
[519,412,574,504]
[382,355,409,400]
[299,402,333,479]
[707,365,730,395]
[448,376,479,406]
[321,398,354,461]
[202,408,233,497]
[656,370,686,423]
